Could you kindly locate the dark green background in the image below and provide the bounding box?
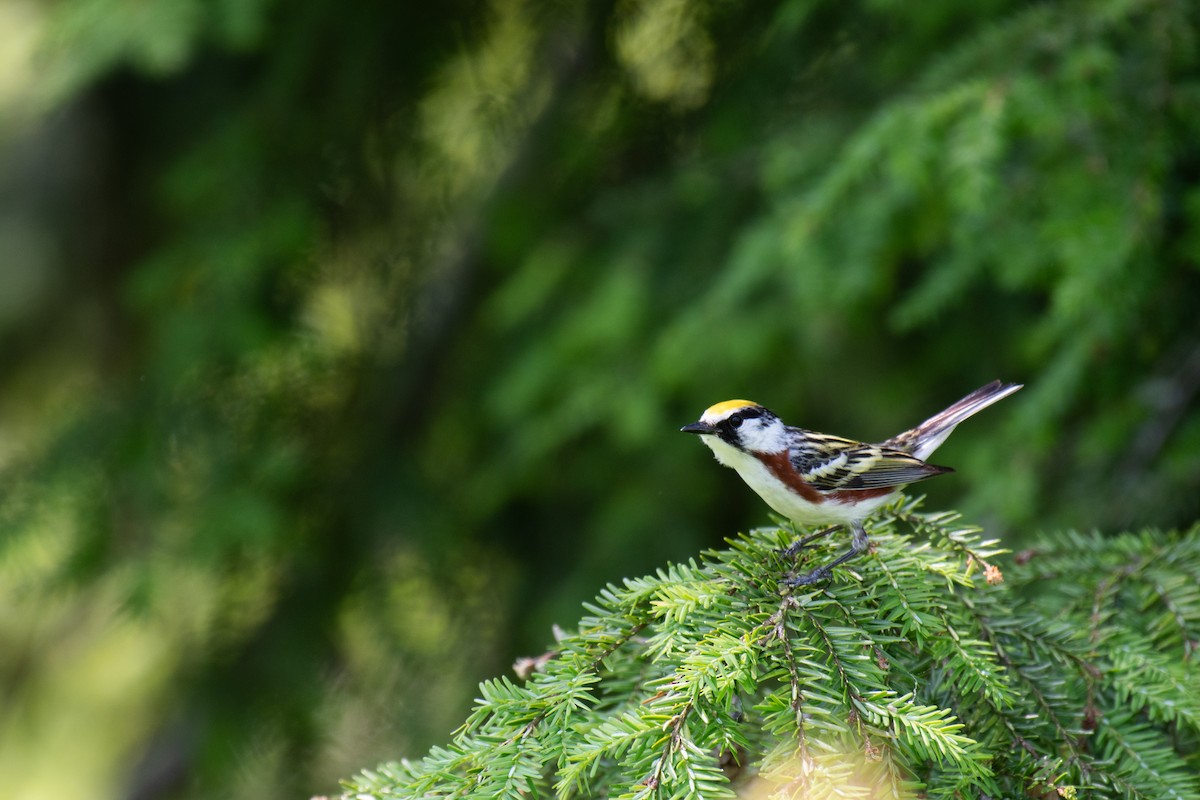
[1,0,1197,796]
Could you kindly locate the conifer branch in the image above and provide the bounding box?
[343,504,1200,800]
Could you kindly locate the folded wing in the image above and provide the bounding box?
[790,434,952,492]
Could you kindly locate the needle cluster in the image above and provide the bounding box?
[344,499,1200,799]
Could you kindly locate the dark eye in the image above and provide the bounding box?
[729,414,744,428]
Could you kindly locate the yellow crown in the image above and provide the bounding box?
[703,399,760,418]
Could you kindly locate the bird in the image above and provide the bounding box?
[681,380,1022,585]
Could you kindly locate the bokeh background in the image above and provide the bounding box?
[1,0,1199,797]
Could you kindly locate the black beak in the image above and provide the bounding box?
[680,421,714,435]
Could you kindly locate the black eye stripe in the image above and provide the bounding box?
[726,407,763,429]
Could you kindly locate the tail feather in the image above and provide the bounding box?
[885,380,1022,460]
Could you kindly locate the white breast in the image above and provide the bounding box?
[700,437,890,526]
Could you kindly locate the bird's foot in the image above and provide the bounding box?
[782,566,832,587]
[780,521,869,588]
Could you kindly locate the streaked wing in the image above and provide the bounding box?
[788,432,951,491]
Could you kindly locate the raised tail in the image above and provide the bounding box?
[885,380,1022,461]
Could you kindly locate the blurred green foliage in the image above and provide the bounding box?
[0,0,1198,797]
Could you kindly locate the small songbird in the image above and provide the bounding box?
[681,381,1021,585]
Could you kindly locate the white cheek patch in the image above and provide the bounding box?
[737,419,789,453]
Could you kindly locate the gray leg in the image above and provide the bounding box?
[783,521,869,586]
[782,525,840,559]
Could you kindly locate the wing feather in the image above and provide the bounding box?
[789,433,951,491]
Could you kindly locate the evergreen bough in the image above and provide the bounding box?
[343,499,1200,799]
